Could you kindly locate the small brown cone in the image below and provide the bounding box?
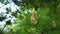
[31,17,37,24]
[31,8,37,25]
[51,21,56,30]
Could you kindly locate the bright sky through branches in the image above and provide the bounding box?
[0,0,19,31]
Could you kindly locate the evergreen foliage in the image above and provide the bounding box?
[0,0,60,34]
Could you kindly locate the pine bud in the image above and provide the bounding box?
[51,21,56,30]
[31,8,37,25]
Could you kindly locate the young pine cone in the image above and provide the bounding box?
[51,21,56,30]
[31,17,37,25]
[31,8,37,25]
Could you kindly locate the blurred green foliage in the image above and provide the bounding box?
[0,0,60,34]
